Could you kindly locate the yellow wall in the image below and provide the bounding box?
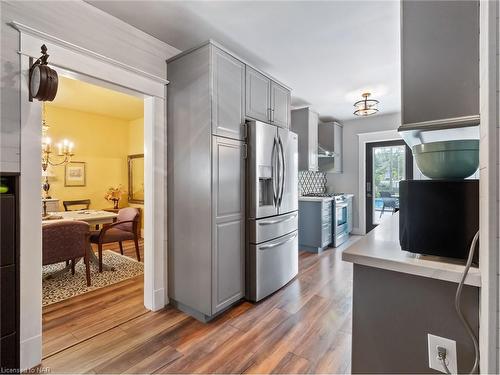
[44,106,144,216]
[127,117,145,230]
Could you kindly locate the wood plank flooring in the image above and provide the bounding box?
[42,237,359,374]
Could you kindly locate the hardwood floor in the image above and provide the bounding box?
[42,237,359,374]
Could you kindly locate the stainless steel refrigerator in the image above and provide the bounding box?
[247,120,299,302]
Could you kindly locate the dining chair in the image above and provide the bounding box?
[43,220,91,286]
[379,191,398,218]
[63,199,91,211]
[90,207,141,272]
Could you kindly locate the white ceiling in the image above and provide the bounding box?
[88,0,401,122]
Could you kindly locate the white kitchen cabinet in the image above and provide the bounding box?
[291,107,318,171]
[245,66,291,128]
[318,121,343,173]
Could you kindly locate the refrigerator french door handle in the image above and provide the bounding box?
[271,137,278,206]
[278,136,285,206]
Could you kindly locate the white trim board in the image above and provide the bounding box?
[16,27,168,369]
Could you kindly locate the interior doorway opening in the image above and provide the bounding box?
[365,140,413,233]
[39,75,148,358]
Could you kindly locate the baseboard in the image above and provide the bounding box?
[20,334,42,370]
[151,287,165,311]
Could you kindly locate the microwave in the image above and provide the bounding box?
[399,180,479,260]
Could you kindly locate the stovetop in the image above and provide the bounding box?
[302,192,346,202]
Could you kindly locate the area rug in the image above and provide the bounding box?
[42,250,144,306]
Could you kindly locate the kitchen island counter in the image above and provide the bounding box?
[342,212,480,287]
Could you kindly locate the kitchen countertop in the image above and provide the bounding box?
[342,212,480,287]
[298,196,334,202]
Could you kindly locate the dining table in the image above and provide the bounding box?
[42,210,119,273]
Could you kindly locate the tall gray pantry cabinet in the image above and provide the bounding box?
[167,43,246,321]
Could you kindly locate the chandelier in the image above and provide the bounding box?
[353,92,379,116]
[41,103,74,172]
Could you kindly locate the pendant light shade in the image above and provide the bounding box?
[353,92,379,116]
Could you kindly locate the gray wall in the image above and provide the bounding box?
[0,0,180,172]
[352,264,479,374]
[326,112,401,230]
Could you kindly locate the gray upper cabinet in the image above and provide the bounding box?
[271,82,291,128]
[212,136,245,313]
[245,66,271,123]
[401,1,479,126]
[245,66,291,128]
[318,121,343,173]
[212,47,245,140]
[291,107,318,171]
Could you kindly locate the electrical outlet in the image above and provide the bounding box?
[428,334,457,374]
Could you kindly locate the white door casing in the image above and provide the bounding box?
[13,22,168,369]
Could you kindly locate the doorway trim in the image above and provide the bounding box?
[365,139,413,233]
[357,130,411,235]
[14,22,167,368]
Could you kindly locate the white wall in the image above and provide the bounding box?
[326,112,401,230]
[0,1,180,369]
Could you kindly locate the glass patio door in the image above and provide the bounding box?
[365,140,413,233]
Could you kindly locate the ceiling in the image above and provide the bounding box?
[88,0,400,122]
[49,76,144,121]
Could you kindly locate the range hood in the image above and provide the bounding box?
[398,115,480,149]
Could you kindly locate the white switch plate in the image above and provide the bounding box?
[428,334,457,374]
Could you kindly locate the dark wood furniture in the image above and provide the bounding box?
[63,199,91,211]
[42,221,91,286]
[90,207,141,272]
[0,173,20,371]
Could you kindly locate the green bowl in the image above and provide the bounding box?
[413,140,479,179]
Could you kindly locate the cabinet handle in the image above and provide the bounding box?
[268,108,273,122]
[271,108,275,122]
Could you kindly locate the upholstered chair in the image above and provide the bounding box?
[90,207,141,272]
[42,220,91,286]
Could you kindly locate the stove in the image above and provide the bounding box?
[302,192,346,203]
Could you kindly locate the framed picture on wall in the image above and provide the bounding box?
[65,161,86,187]
[128,154,144,203]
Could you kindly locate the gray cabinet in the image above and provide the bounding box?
[245,66,271,123]
[298,199,332,253]
[212,47,245,140]
[271,82,291,128]
[167,42,246,321]
[212,136,245,313]
[401,1,479,127]
[318,121,343,173]
[291,107,318,171]
[245,66,290,128]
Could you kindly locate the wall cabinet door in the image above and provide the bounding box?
[308,110,318,171]
[401,1,479,125]
[211,47,245,140]
[245,67,271,123]
[212,136,245,313]
[271,82,290,128]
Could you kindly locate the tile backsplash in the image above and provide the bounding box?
[298,171,327,195]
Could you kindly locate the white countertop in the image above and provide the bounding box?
[342,213,481,287]
[299,196,334,202]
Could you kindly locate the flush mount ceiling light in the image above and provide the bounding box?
[353,92,379,116]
